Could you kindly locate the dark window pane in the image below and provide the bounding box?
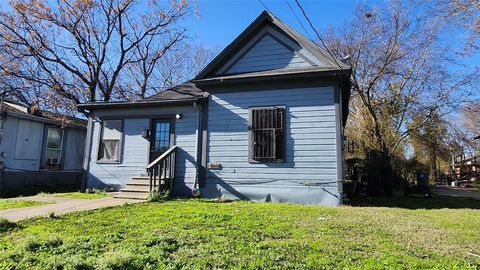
[153,121,170,151]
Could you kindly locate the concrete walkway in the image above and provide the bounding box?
[432,186,480,201]
[0,195,142,221]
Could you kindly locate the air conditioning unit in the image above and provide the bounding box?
[48,157,60,165]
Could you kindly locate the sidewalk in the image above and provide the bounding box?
[0,195,142,222]
[432,186,480,201]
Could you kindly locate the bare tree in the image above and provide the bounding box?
[325,1,477,193]
[123,42,217,100]
[0,0,195,115]
[328,1,475,159]
[434,0,480,53]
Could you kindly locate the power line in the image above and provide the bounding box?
[257,0,272,13]
[284,0,313,41]
[293,0,344,69]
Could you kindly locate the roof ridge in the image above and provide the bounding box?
[268,14,349,69]
[194,10,349,80]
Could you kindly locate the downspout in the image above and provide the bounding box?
[0,91,6,196]
[193,98,208,194]
[80,115,94,191]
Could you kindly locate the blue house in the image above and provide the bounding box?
[79,11,351,205]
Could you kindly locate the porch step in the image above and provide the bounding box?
[114,192,149,200]
[120,185,150,193]
[114,176,151,200]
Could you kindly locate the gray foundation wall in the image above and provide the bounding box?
[0,170,83,197]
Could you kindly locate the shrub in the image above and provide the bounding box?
[148,190,170,202]
[85,188,107,195]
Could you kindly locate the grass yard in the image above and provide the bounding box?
[0,198,479,269]
[38,191,111,200]
[0,199,49,211]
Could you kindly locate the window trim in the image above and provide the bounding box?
[96,119,124,164]
[248,105,286,164]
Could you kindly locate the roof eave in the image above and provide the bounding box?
[4,110,86,129]
[78,97,208,111]
[194,68,351,87]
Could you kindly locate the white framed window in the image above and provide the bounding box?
[97,119,123,163]
[45,127,64,163]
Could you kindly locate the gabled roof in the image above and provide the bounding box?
[141,81,207,102]
[1,100,87,129]
[79,11,350,111]
[194,10,349,81]
[78,81,208,110]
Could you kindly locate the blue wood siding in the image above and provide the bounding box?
[226,33,311,74]
[86,106,199,195]
[204,86,341,205]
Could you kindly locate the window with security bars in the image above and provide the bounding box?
[249,106,286,162]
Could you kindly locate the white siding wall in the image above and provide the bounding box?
[204,86,341,205]
[0,117,44,171]
[86,106,199,195]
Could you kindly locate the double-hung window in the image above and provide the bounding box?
[97,120,123,163]
[45,127,63,163]
[249,106,286,163]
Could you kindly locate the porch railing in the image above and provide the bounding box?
[146,145,177,194]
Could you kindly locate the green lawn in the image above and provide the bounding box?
[38,191,111,199]
[0,199,49,211]
[0,198,479,269]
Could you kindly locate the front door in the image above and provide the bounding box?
[150,119,173,163]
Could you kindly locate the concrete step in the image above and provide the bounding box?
[114,192,149,200]
[132,176,150,180]
[130,180,150,186]
[126,182,150,187]
[120,186,150,193]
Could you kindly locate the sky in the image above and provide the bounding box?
[184,0,360,49]
[184,0,479,71]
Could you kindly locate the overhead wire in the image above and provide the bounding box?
[293,0,345,69]
[284,0,314,41]
[257,0,272,13]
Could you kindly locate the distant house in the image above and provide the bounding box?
[79,11,351,205]
[0,98,86,195]
[452,154,480,181]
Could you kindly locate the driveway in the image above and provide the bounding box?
[432,186,480,201]
[0,195,142,222]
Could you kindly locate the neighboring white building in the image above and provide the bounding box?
[0,98,86,196]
